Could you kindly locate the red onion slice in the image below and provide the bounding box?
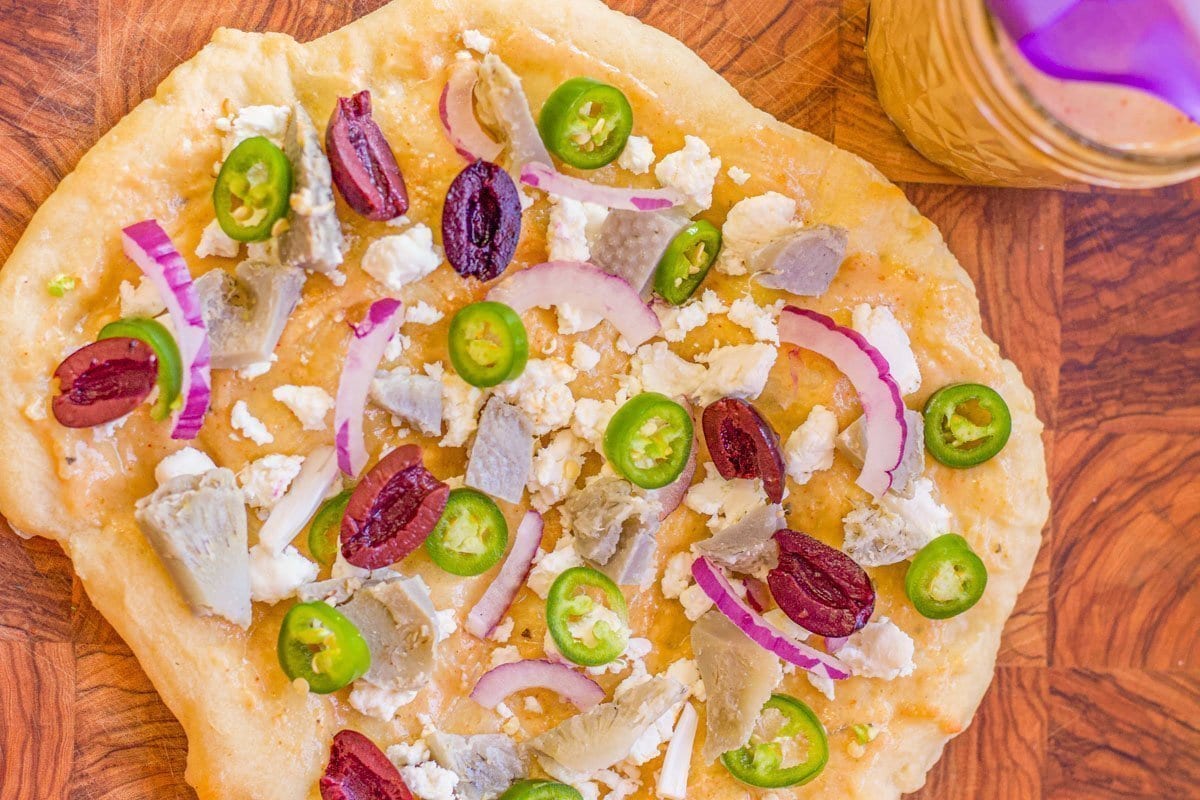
[471,658,605,711]
[691,556,851,680]
[466,510,544,639]
[743,576,772,613]
[520,162,683,212]
[778,307,907,498]
[258,445,339,552]
[825,635,848,654]
[121,220,212,440]
[657,702,698,800]
[440,63,503,163]
[648,438,697,521]
[487,261,661,347]
[335,299,404,476]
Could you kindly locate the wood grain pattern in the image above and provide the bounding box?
[1,1,1197,799]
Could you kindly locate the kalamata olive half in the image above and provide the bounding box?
[51,337,158,428]
[701,397,786,503]
[341,444,449,569]
[327,90,409,221]
[320,729,415,800]
[442,159,522,281]
[767,529,875,638]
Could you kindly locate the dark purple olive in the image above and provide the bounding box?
[52,338,158,429]
[767,529,875,638]
[702,397,786,503]
[341,444,449,569]
[326,91,409,221]
[441,159,522,281]
[320,730,414,800]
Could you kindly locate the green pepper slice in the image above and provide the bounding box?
[97,317,183,422]
[546,566,629,666]
[277,601,371,694]
[603,392,693,490]
[905,533,988,619]
[448,301,529,388]
[213,136,293,242]
[308,489,352,567]
[721,694,829,789]
[537,77,634,169]
[425,488,509,576]
[653,220,722,305]
[923,383,1012,468]
[499,782,584,800]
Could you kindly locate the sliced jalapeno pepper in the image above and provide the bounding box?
[499,781,584,800]
[905,533,988,619]
[654,220,722,305]
[97,317,183,422]
[603,392,693,490]
[923,383,1012,468]
[537,77,634,169]
[546,566,630,666]
[448,301,529,388]
[425,488,509,576]
[213,136,293,242]
[277,601,371,694]
[721,694,829,789]
[308,489,352,567]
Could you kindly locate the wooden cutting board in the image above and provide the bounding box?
[1,1,1197,798]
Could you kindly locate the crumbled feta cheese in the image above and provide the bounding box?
[237,355,276,380]
[237,454,304,513]
[617,135,656,174]
[400,761,460,800]
[221,105,291,156]
[571,398,618,449]
[727,165,752,185]
[727,296,783,343]
[350,683,419,721]
[784,405,838,486]
[807,671,836,701]
[195,220,240,259]
[272,385,334,431]
[154,447,216,485]
[361,224,443,291]
[489,645,523,670]
[842,478,951,566]
[628,342,706,399]
[684,463,769,531]
[717,192,800,276]
[678,584,714,621]
[568,603,628,649]
[547,195,609,263]
[528,430,588,511]
[245,238,279,264]
[694,343,777,405]
[665,658,707,702]
[432,363,485,447]
[527,535,584,598]
[461,28,493,53]
[387,741,431,768]
[838,617,916,680]
[557,302,603,334]
[332,549,370,580]
[850,304,921,395]
[405,300,444,326]
[491,617,515,643]
[654,135,721,213]
[571,342,601,373]
[655,289,728,342]
[661,553,712,621]
[118,277,165,319]
[435,608,458,642]
[524,696,543,713]
[230,400,274,445]
[493,358,577,435]
[248,543,318,604]
[384,331,412,363]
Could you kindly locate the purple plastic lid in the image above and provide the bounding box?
[987,0,1200,121]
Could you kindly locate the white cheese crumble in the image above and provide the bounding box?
[431,363,485,447]
[350,684,420,722]
[727,165,752,185]
[461,28,493,53]
[387,741,431,768]
[154,447,216,485]
[548,194,609,263]
[665,658,707,702]
[627,342,706,399]
[237,454,304,514]
[220,105,291,157]
[850,304,921,395]
[784,405,838,486]
[838,617,916,680]
[247,543,318,605]
[527,534,584,598]
[272,385,334,431]
[528,430,588,511]
[571,398,618,449]
[230,400,273,445]
[361,224,443,291]
[556,302,603,335]
[405,300,444,326]
[397,760,459,800]
[654,135,721,213]
[684,462,769,531]
[118,277,165,319]
[571,342,601,373]
[717,191,800,276]
[567,603,629,649]
[493,358,577,435]
[807,671,837,701]
[841,477,952,567]
[491,616,515,643]
[694,343,777,405]
[195,220,240,259]
[727,296,783,343]
[489,645,523,670]
[617,134,656,174]
[661,552,713,621]
[237,355,276,380]
[655,289,728,343]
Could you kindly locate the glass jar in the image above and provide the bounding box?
[866,0,1200,188]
